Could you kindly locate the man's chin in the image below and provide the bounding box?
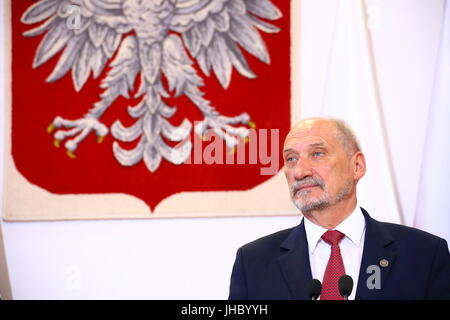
[293,198,331,213]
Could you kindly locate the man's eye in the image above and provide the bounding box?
[285,156,297,163]
[313,151,324,157]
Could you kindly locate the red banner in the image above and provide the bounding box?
[7,0,291,218]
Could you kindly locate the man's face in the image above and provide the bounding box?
[283,120,357,213]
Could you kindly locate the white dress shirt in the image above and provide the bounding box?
[303,206,366,300]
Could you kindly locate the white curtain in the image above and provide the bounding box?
[414,0,450,244]
[320,0,403,224]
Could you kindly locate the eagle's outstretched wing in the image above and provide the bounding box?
[170,0,282,89]
[21,0,131,91]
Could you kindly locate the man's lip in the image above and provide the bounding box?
[295,184,319,192]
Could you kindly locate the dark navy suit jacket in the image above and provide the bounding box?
[229,208,450,299]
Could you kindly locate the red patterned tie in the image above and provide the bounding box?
[321,230,346,300]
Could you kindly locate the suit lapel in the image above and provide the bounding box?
[276,209,397,300]
[277,219,312,300]
[356,208,397,300]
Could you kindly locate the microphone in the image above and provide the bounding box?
[338,275,353,300]
[307,279,322,300]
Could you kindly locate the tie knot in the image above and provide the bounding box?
[321,230,345,245]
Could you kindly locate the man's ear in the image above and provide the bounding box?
[353,152,366,181]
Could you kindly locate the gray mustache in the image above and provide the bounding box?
[290,177,325,195]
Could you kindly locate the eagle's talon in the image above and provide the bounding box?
[49,116,108,157]
[47,123,56,134]
[66,150,76,159]
[195,112,253,149]
[97,135,106,144]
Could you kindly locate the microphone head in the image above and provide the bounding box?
[308,279,322,300]
[338,275,354,298]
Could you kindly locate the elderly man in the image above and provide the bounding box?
[228,118,450,300]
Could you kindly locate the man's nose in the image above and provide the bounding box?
[293,159,313,181]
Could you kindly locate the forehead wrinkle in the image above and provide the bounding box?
[309,142,325,148]
[283,134,331,151]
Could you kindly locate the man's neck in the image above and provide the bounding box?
[303,197,357,229]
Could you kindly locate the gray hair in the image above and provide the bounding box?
[331,118,362,158]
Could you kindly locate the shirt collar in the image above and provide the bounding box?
[303,205,366,254]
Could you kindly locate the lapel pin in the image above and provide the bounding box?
[379,259,389,268]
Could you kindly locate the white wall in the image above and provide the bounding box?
[0,0,445,299]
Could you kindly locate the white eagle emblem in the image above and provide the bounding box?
[21,0,282,172]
